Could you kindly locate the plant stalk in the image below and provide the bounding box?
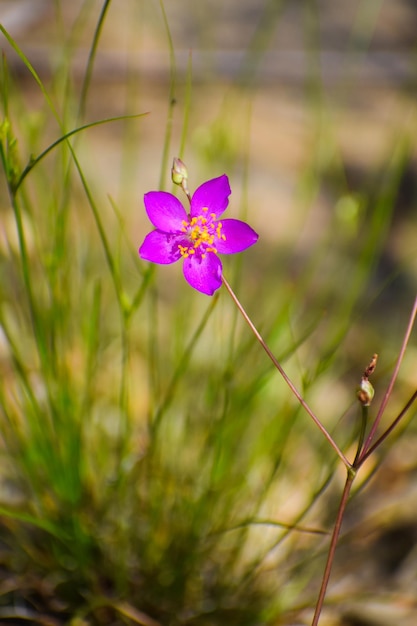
[222,275,350,467]
[360,294,417,461]
[311,471,354,626]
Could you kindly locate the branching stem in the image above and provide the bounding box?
[360,294,417,461]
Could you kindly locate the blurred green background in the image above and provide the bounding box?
[0,1,416,625]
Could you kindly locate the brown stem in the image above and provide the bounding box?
[358,388,417,466]
[311,471,355,626]
[360,294,417,462]
[221,275,350,468]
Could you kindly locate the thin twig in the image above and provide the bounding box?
[360,294,417,461]
[221,275,350,467]
[359,388,417,465]
[311,472,355,626]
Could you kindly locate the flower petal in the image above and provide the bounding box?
[139,230,185,264]
[215,219,259,254]
[190,175,231,219]
[144,191,188,231]
[183,253,223,295]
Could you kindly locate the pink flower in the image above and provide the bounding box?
[139,175,258,295]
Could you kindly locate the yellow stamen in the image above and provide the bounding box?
[178,209,226,258]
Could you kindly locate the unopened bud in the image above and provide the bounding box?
[171,157,188,186]
[357,378,375,407]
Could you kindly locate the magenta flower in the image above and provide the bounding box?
[139,175,258,295]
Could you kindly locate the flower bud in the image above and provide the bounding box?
[171,157,188,186]
[357,378,375,407]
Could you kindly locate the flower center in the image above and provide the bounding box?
[178,208,226,259]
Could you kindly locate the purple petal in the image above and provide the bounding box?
[183,253,223,295]
[139,230,185,264]
[215,219,259,254]
[144,191,188,231]
[190,175,231,219]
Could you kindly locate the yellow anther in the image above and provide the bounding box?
[178,210,224,258]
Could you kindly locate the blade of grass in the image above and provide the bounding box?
[14,114,149,192]
[77,0,113,121]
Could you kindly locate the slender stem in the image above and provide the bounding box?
[158,0,176,190]
[221,275,350,468]
[311,296,417,624]
[360,294,417,461]
[311,472,355,626]
[352,405,368,467]
[359,388,417,466]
